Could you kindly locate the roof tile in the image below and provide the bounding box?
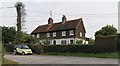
[31,18,82,34]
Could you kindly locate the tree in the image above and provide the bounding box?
[15,2,26,44]
[2,26,16,44]
[95,25,117,37]
[20,34,38,44]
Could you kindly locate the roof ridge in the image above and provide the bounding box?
[67,18,82,22]
[51,18,82,25]
[38,18,82,27]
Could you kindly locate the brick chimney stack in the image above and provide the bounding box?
[48,17,53,25]
[62,15,67,23]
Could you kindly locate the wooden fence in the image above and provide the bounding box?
[95,36,116,53]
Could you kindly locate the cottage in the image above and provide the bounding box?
[31,15,87,45]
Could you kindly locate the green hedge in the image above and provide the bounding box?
[4,43,40,53]
[43,45,68,53]
[27,44,43,54]
[5,43,117,53]
[43,45,95,53]
[5,44,15,52]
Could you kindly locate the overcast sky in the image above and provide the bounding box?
[0,0,119,38]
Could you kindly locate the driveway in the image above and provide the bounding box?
[4,54,118,64]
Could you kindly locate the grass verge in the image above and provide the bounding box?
[2,58,18,64]
[42,52,118,59]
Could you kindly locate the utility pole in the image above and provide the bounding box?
[15,2,25,44]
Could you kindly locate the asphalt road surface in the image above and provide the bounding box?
[5,54,118,64]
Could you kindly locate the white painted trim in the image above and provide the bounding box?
[39,37,88,45]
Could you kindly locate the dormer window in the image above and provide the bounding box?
[70,30,74,35]
[47,33,50,37]
[53,32,56,37]
[37,34,39,38]
[62,31,66,36]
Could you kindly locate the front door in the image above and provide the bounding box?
[53,40,56,45]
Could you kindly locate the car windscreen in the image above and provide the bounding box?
[22,45,29,49]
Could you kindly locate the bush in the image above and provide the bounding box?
[27,43,43,54]
[67,45,95,53]
[43,45,68,53]
[76,40,83,45]
[5,44,15,52]
[43,45,95,53]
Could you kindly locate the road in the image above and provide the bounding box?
[4,54,118,64]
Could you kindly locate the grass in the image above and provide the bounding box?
[41,52,118,59]
[2,58,18,64]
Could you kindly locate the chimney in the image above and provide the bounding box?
[48,17,53,25]
[62,15,67,23]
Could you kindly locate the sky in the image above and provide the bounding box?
[0,0,119,39]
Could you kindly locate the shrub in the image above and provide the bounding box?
[76,40,83,45]
[5,44,15,52]
[43,45,95,53]
[68,45,95,53]
[43,45,68,53]
[28,43,44,54]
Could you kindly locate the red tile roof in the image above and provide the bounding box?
[31,18,82,34]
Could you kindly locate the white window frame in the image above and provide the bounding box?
[62,31,66,36]
[80,32,82,37]
[69,30,74,35]
[37,34,39,38]
[53,32,56,37]
[47,33,50,37]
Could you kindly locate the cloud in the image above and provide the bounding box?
[0,2,118,38]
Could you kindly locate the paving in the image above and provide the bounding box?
[4,54,118,64]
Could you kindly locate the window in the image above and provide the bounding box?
[61,40,66,45]
[53,32,56,37]
[62,31,66,36]
[70,30,74,35]
[47,33,50,37]
[80,32,82,37]
[16,45,22,48]
[70,40,74,44]
[37,34,39,38]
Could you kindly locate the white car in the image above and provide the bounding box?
[13,45,33,55]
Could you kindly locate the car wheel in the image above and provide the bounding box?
[13,51,16,55]
[22,52,25,55]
